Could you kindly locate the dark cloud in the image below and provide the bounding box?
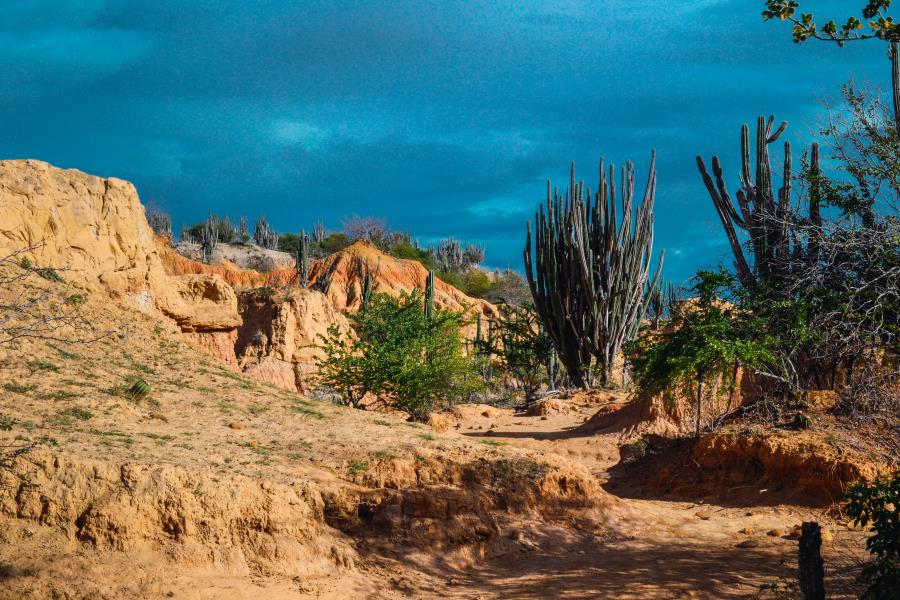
[0,0,888,283]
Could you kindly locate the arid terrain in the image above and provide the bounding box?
[0,160,895,599]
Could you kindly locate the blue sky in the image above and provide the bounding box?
[0,0,888,283]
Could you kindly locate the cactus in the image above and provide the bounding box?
[647,279,679,330]
[311,220,326,243]
[355,256,380,309]
[427,237,484,273]
[179,224,194,245]
[547,348,559,391]
[424,270,435,319]
[147,209,172,237]
[296,230,310,287]
[696,116,822,289]
[524,154,664,388]
[216,216,235,244]
[199,214,219,264]
[236,216,249,243]
[253,216,279,250]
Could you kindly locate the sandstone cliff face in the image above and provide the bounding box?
[0,160,157,301]
[0,160,241,348]
[235,287,352,391]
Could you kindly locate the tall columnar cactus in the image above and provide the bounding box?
[296,230,310,287]
[237,216,249,243]
[200,214,219,264]
[253,216,279,250]
[179,224,194,245]
[524,153,664,388]
[696,115,822,289]
[311,220,326,244]
[356,256,380,309]
[424,270,435,319]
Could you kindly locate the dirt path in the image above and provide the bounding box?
[427,397,870,599]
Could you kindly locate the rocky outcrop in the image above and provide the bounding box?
[235,287,352,391]
[175,240,295,272]
[309,240,496,317]
[0,160,242,353]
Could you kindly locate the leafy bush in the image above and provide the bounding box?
[317,290,483,420]
[845,473,900,599]
[493,304,556,401]
[318,232,351,255]
[631,270,775,435]
[459,269,492,298]
[390,240,435,270]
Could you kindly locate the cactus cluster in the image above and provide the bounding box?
[696,115,822,289]
[253,216,280,250]
[524,154,664,388]
[147,209,172,237]
[472,313,495,385]
[646,279,681,330]
[311,220,326,244]
[427,237,484,274]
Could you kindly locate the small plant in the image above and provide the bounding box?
[28,360,60,372]
[59,407,93,421]
[108,378,151,401]
[416,433,435,441]
[3,382,36,394]
[129,378,151,399]
[844,473,900,599]
[480,439,509,447]
[50,344,82,360]
[64,294,85,306]
[348,459,369,475]
[1,414,38,469]
[292,404,325,419]
[40,390,81,401]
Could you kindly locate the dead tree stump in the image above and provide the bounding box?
[798,521,826,600]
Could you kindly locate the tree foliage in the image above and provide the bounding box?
[845,473,900,599]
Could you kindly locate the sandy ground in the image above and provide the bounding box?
[0,285,875,599]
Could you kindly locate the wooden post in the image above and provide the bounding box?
[798,521,825,600]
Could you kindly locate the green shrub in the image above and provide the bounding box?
[318,232,351,255]
[630,270,774,436]
[845,473,900,599]
[493,304,556,401]
[390,240,435,270]
[459,268,492,297]
[317,290,483,421]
